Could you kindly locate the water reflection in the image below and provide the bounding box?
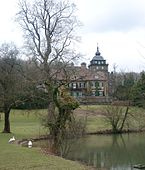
[66,133,145,170]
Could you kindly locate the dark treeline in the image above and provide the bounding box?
[0,46,48,110]
[0,43,49,132]
[1,47,144,111]
[110,71,145,108]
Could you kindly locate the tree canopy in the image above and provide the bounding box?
[0,43,23,132]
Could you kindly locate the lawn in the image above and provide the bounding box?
[75,105,145,133]
[0,105,145,170]
[74,105,111,133]
[0,109,88,170]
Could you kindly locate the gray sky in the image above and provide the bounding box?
[74,0,145,72]
[1,0,145,72]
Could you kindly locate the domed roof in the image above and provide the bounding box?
[92,55,104,60]
[92,46,104,61]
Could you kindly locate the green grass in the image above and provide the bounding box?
[79,105,104,111]
[1,105,145,170]
[76,105,111,132]
[0,109,87,170]
[86,115,111,132]
[77,105,145,133]
[0,109,46,139]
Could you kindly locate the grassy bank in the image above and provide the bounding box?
[75,105,145,133]
[0,105,145,169]
[0,110,88,170]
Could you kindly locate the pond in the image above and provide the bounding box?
[65,133,145,170]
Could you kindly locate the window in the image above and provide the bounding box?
[92,81,95,88]
[99,82,103,87]
[92,91,96,96]
[68,83,72,88]
[73,92,82,97]
[73,92,77,97]
[78,92,82,97]
[99,91,103,96]
[79,82,85,88]
[72,83,76,89]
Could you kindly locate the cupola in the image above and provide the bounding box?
[91,46,104,64]
[88,44,108,72]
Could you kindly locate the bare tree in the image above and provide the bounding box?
[16,0,81,152]
[104,102,129,133]
[17,0,80,102]
[17,0,80,66]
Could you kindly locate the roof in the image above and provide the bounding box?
[92,46,104,61]
[92,55,104,60]
[53,65,108,82]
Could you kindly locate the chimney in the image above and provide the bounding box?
[81,62,86,69]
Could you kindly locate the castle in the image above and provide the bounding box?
[67,46,111,104]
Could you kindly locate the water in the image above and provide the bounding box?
[65,133,145,170]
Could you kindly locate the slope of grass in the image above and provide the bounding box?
[76,105,145,133]
[86,115,111,133]
[0,110,87,170]
[1,106,144,169]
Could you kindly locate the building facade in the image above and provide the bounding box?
[68,46,111,104]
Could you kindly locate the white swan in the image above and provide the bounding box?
[8,136,15,143]
[28,140,32,148]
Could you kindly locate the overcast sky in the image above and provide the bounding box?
[1,0,145,72]
[73,0,145,72]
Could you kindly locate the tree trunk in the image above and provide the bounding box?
[119,106,129,132]
[48,101,55,121]
[3,109,11,133]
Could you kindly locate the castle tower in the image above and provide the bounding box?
[88,45,108,72]
[88,45,109,97]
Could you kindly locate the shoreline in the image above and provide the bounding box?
[86,128,145,135]
[17,129,145,170]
